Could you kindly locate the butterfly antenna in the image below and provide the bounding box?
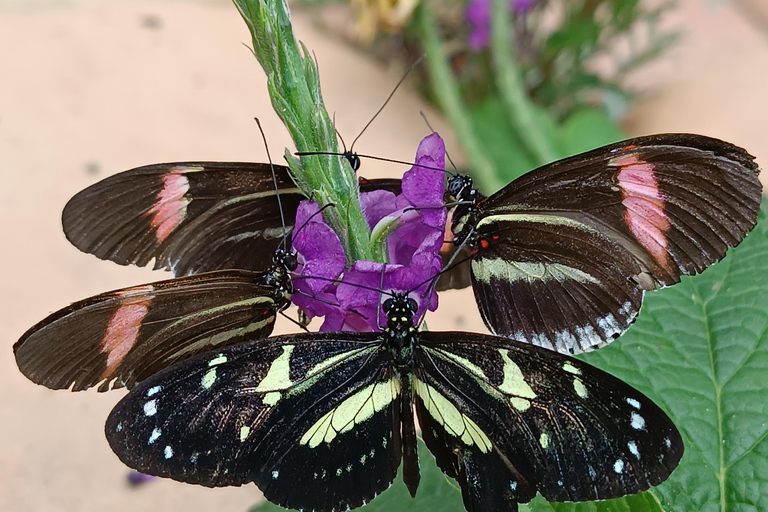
[420,110,459,177]
[254,118,289,253]
[349,54,426,154]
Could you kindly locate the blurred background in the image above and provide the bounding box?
[2,0,767,511]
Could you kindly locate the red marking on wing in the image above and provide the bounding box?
[146,168,190,243]
[98,295,151,380]
[614,155,671,270]
[479,238,490,250]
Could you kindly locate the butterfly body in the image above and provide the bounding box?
[106,294,683,512]
[449,134,762,354]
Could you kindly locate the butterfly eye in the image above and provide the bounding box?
[284,252,298,271]
[407,298,418,313]
[447,176,464,197]
[383,298,393,312]
[345,153,361,171]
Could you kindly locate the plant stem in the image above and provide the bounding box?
[233,0,374,261]
[490,0,559,165]
[416,4,502,193]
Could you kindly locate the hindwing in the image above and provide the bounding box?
[105,333,403,512]
[14,270,282,391]
[414,332,683,511]
[464,134,762,353]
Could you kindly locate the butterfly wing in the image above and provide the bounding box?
[62,162,302,275]
[105,333,403,512]
[467,134,762,353]
[415,331,683,511]
[64,164,404,276]
[14,270,281,391]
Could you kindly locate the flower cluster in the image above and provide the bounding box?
[465,0,537,51]
[291,133,447,332]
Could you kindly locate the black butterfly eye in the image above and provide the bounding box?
[383,298,393,312]
[284,252,298,271]
[345,153,361,171]
[407,298,418,313]
[447,176,464,197]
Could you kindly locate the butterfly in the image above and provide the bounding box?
[62,161,401,276]
[13,262,294,392]
[446,133,762,354]
[105,292,683,512]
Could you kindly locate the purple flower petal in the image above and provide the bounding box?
[465,0,537,51]
[360,189,398,230]
[292,201,346,294]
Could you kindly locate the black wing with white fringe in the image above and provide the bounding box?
[14,269,290,392]
[450,133,762,354]
[105,295,682,512]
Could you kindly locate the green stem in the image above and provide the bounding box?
[416,4,502,193]
[490,0,558,165]
[233,0,374,261]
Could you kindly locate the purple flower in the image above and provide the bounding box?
[291,133,447,332]
[465,0,537,51]
[127,470,157,486]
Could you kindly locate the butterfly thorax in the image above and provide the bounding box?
[448,174,486,248]
[382,295,419,370]
[262,248,297,306]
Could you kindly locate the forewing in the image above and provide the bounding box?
[62,162,302,275]
[472,133,761,353]
[415,332,682,509]
[106,333,403,512]
[14,270,279,391]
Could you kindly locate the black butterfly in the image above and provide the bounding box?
[13,262,294,392]
[446,134,762,354]
[106,293,683,512]
[62,161,400,276]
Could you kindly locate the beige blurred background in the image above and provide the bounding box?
[1,1,767,511]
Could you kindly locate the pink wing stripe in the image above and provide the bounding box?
[146,169,190,243]
[99,299,150,378]
[615,156,671,269]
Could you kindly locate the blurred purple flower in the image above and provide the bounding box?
[292,133,446,332]
[465,0,537,51]
[127,470,157,486]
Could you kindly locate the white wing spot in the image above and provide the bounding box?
[272,470,279,480]
[573,378,588,398]
[164,445,173,459]
[146,385,162,397]
[562,362,581,375]
[628,440,640,458]
[143,399,157,417]
[190,452,199,463]
[509,481,517,491]
[360,454,367,465]
[148,428,162,445]
[201,368,217,389]
[613,459,624,474]
[539,433,550,449]
[116,422,123,432]
[239,426,251,442]
[664,437,672,448]
[346,464,352,472]
[382,437,388,448]
[336,468,343,477]
[209,354,228,366]
[630,412,646,430]
[625,397,641,409]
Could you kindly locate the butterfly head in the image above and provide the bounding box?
[382,293,418,367]
[272,248,298,272]
[447,174,474,202]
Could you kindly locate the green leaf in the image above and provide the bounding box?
[525,491,664,512]
[558,109,626,158]
[580,203,768,512]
